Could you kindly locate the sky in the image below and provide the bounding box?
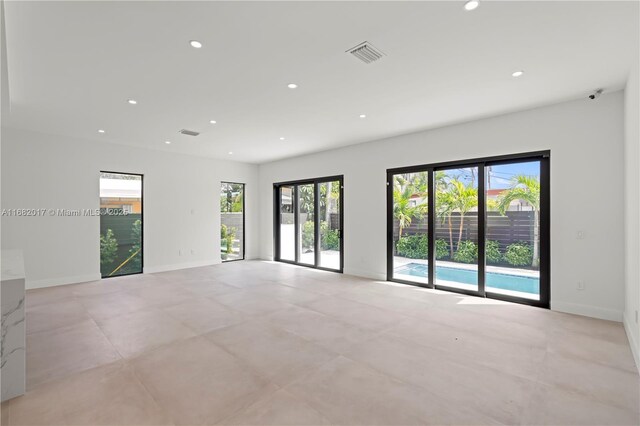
[445,161,540,190]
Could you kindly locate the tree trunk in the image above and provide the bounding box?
[448,215,454,258]
[458,213,465,249]
[325,182,332,224]
[532,208,540,268]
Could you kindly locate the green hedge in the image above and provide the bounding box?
[503,241,533,266]
[396,236,535,269]
[486,240,502,264]
[302,221,340,251]
[453,240,477,263]
[396,235,449,260]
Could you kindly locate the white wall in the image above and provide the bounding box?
[624,47,640,368]
[1,127,259,289]
[259,92,625,321]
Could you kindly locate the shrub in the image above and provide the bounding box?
[302,221,315,250]
[435,239,449,260]
[504,242,533,267]
[396,234,428,259]
[303,221,341,251]
[321,221,340,250]
[486,240,502,264]
[454,240,477,263]
[100,229,118,267]
[396,236,448,260]
[128,219,142,271]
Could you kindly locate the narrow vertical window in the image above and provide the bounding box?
[220,182,245,261]
[100,172,143,278]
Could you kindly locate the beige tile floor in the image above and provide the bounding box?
[2,260,639,425]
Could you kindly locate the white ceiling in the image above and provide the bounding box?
[2,1,638,164]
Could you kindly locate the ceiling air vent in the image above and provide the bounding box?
[179,129,200,136]
[346,41,385,64]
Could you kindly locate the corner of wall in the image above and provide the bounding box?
[551,301,623,322]
[624,312,640,371]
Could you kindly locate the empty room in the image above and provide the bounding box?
[1,0,639,425]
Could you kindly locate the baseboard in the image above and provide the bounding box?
[551,301,623,322]
[144,260,220,274]
[25,260,224,289]
[343,267,386,281]
[26,273,101,290]
[623,312,640,372]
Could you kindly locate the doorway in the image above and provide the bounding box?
[388,152,549,308]
[274,176,343,272]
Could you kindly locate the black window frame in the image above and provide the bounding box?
[387,151,550,309]
[273,175,344,273]
[99,170,144,279]
[220,181,246,263]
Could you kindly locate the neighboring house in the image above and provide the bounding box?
[99,177,142,213]
[486,188,534,211]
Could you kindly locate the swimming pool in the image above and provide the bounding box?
[394,263,539,295]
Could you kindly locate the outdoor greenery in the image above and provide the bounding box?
[453,240,478,263]
[100,229,118,268]
[100,219,142,276]
[321,221,341,250]
[396,234,428,259]
[302,220,340,251]
[220,224,237,255]
[128,219,142,271]
[497,175,540,267]
[393,171,540,270]
[393,175,428,237]
[437,179,478,258]
[435,239,449,260]
[302,221,315,251]
[486,240,502,264]
[503,241,534,267]
[395,235,449,260]
[220,183,244,213]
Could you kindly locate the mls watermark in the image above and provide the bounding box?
[1,208,130,217]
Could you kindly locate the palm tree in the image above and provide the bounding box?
[437,178,478,257]
[393,176,419,237]
[497,175,540,268]
[449,180,478,249]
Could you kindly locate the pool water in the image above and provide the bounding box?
[394,263,539,295]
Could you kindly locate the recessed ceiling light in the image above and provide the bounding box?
[165,141,171,144]
[127,99,137,105]
[280,137,285,140]
[190,40,203,49]
[228,151,233,155]
[97,129,105,134]
[464,0,479,11]
[512,70,524,77]
[359,114,367,118]
[287,83,298,89]
[209,120,217,124]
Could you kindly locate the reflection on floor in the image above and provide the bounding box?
[2,261,638,425]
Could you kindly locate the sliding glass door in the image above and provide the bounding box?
[220,182,245,262]
[100,172,143,278]
[434,165,482,294]
[274,176,343,272]
[279,185,295,261]
[391,171,430,284]
[485,160,544,300]
[387,152,549,308]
